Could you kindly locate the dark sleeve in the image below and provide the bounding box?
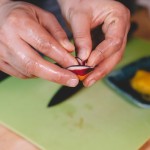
[19,0,73,38]
[117,0,136,14]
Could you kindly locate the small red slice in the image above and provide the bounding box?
[67,65,94,81]
[76,57,86,66]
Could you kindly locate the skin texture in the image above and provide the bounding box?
[58,0,130,87]
[0,0,130,87]
[0,0,79,87]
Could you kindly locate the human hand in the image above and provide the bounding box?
[58,0,130,87]
[0,1,79,87]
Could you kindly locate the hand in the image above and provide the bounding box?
[0,1,79,87]
[58,0,130,87]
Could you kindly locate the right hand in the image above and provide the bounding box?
[0,1,79,87]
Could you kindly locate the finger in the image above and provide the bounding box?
[33,59,79,87]
[83,31,128,87]
[35,8,75,52]
[9,40,79,87]
[68,11,92,61]
[0,41,31,78]
[17,16,78,68]
[0,60,27,79]
[83,50,123,87]
[87,13,130,67]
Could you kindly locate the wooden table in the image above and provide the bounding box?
[0,125,39,150]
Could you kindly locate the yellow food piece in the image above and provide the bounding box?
[77,75,87,81]
[131,70,150,95]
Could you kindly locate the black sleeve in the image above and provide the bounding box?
[117,0,136,14]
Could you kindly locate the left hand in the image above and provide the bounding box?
[57,0,130,87]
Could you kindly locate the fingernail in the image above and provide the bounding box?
[87,80,96,87]
[67,78,79,87]
[62,40,75,51]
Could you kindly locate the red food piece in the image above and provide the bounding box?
[67,65,94,81]
[76,57,86,66]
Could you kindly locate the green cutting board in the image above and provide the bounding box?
[0,38,150,150]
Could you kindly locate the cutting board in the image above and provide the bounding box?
[0,38,150,150]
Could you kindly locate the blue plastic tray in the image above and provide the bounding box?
[105,56,150,108]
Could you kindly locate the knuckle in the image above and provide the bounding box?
[68,7,84,19]
[74,33,91,49]
[7,13,18,26]
[24,58,36,77]
[95,49,105,61]
[114,2,127,12]
[111,37,123,50]
[120,7,131,21]
[7,10,23,26]
[54,27,66,39]
[47,13,56,20]
[112,2,131,19]
[46,13,57,23]
[74,31,88,40]
[6,9,32,28]
[122,6,131,18]
[36,39,51,55]
[67,7,76,20]
[52,72,64,83]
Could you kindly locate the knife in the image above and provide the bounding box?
[0,71,10,82]
[48,26,105,107]
[47,82,83,107]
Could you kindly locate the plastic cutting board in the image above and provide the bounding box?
[0,38,150,150]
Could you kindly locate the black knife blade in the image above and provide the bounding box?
[48,26,104,107]
[0,71,10,82]
[48,82,83,107]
